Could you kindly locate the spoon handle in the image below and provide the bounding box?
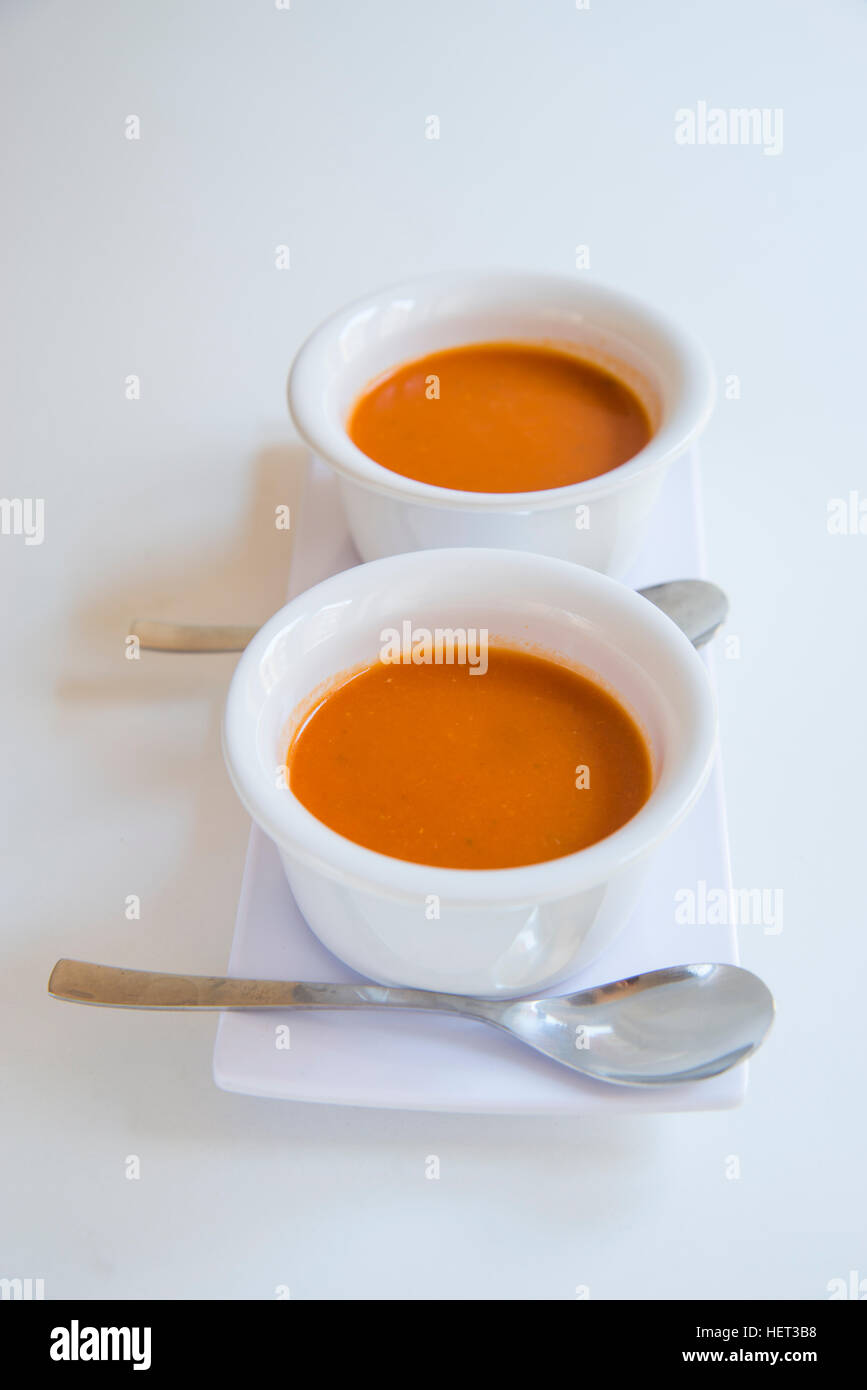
[129,580,727,653]
[48,959,489,1018]
[128,620,259,653]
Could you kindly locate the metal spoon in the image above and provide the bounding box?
[639,579,728,649]
[48,958,772,1086]
[129,578,728,653]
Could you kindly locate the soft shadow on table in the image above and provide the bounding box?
[56,441,308,706]
[29,962,679,1243]
[50,441,306,811]
[22,953,679,1252]
[39,440,308,1038]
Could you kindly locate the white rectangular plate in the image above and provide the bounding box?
[214,457,743,1114]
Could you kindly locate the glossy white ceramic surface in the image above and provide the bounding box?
[287,271,715,574]
[222,548,717,995]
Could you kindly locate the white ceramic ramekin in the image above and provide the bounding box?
[222,549,717,998]
[287,271,715,576]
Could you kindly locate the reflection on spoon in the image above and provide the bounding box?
[48,958,772,1088]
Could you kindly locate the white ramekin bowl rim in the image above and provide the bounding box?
[287,268,716,513]
[222,548,718,907]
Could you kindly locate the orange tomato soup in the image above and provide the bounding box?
[347,342,652,493]
[287,647,652,870]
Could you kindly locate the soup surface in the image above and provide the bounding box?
[287,647,652,869]
[347,341,652,493]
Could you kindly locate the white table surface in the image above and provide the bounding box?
[2,0,864,1300]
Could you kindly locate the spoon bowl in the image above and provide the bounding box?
[486,963,774,1085]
